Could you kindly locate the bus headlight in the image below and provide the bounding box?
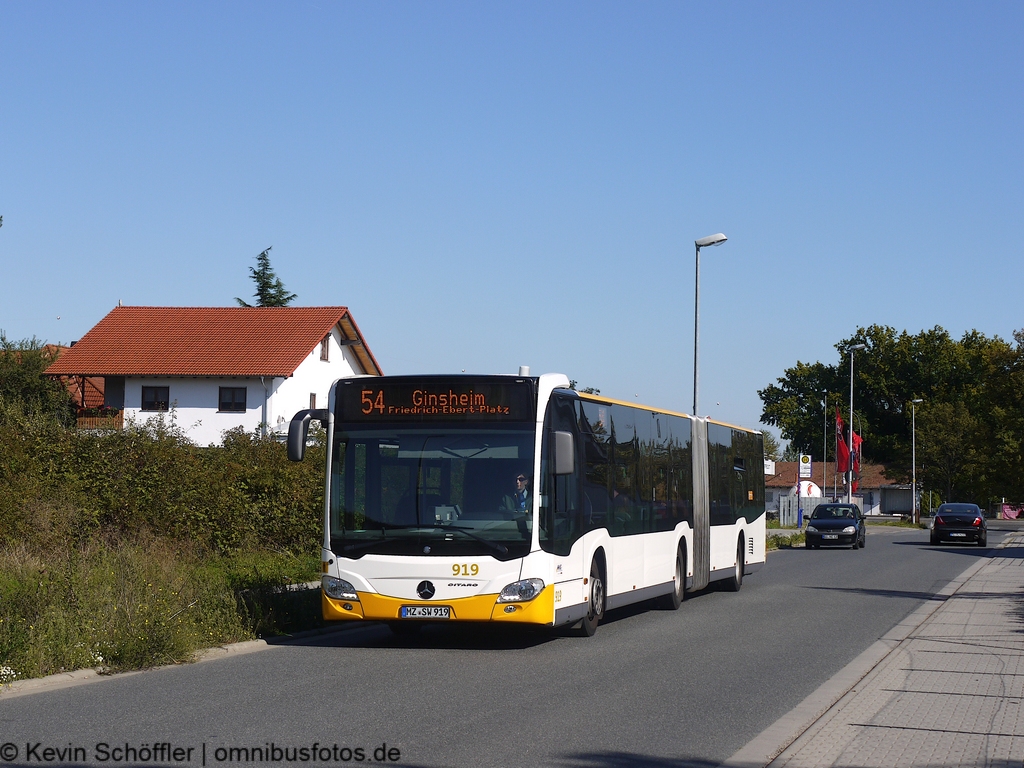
[322,575,358,601]
[497,578,545,603]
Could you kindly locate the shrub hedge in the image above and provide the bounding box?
[0,398,327,683]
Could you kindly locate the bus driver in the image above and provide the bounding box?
[502,472,532,515]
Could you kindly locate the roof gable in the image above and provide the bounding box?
[45,306,382,378]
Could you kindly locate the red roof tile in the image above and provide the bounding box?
[45,346,104,408]
[45,306,382,378]
[766,461,903,489]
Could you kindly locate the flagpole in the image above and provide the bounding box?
[822,391,827,500]
[848,343,866,505]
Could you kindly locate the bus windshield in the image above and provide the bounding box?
[329,426,536,561]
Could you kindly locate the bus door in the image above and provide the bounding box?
[540,394,585,618]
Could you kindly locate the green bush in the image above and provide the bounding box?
[0,399,326,682]
[0,335,75,426]
[0,402,325,553]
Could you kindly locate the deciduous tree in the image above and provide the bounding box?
[0,333,75,425]
[759,325,1024,505]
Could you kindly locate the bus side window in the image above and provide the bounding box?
[708,423,734,526]
[579,399,610,533]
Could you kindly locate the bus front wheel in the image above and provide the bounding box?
[660,544,686,610]
[581,559,605,636]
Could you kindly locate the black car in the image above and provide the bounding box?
[805,503,866,549]
[931,503,987,546]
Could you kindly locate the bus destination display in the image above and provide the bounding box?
[338,378,536,422]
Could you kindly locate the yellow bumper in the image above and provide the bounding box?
[322,585,555,625]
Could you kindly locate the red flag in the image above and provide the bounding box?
[835,408,850,473]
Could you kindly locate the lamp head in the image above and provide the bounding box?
[850,343,867,352]
[912,398,923,404]
[695,233,727,248]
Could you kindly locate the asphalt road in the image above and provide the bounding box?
[1,523,1012,768]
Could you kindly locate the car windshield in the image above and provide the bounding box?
[328,426,536,560]
[811,506,857,520]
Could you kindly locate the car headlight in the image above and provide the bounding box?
[843,526,856,535]
[497,578,545,603]
[806,525,818,533]
[322,575,359,601]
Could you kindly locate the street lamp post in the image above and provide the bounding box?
[911,398,923,524]
[847,343,867,504]
[692,233,727,416]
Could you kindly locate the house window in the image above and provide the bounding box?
[320,336,330,361]
[219,387,247,412]
[141,386,169,412]
[310,393,317,410]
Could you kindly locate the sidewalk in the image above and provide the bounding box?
[726,533,1024,768]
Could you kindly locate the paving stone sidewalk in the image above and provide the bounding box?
[731,533,1024,768]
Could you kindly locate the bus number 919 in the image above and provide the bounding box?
[453,563,479,577]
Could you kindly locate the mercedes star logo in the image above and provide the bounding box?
[416,580,435,600]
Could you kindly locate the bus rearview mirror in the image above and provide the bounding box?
[287,409,331,462]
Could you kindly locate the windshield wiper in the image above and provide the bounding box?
[335,522,424,556]
[439,524,509,556]
[336,537,391,556]
[339,523,510,557]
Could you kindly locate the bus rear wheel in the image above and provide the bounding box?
[580,559,605,636]
[725,538,744,592]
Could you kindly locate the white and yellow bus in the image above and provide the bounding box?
[288,372,765,636]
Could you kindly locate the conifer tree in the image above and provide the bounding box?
[235,247,297,307]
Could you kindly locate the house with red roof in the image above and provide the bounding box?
[46,306,382,445]
[765,460,911,516]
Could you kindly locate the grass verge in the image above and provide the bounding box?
[0,538,321,685]
[865,519,928,528]
[767,532,806,550]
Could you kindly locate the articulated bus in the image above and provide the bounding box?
[288,372,765,636]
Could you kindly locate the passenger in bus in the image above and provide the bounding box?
[501,472,532,514]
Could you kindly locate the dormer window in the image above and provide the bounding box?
[320,335,330,361]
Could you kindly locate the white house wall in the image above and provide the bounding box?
[267,328,364,436]
[123,326,370,446]
[123,377,265,445]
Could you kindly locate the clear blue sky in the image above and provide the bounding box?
[2,2,1022,436]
